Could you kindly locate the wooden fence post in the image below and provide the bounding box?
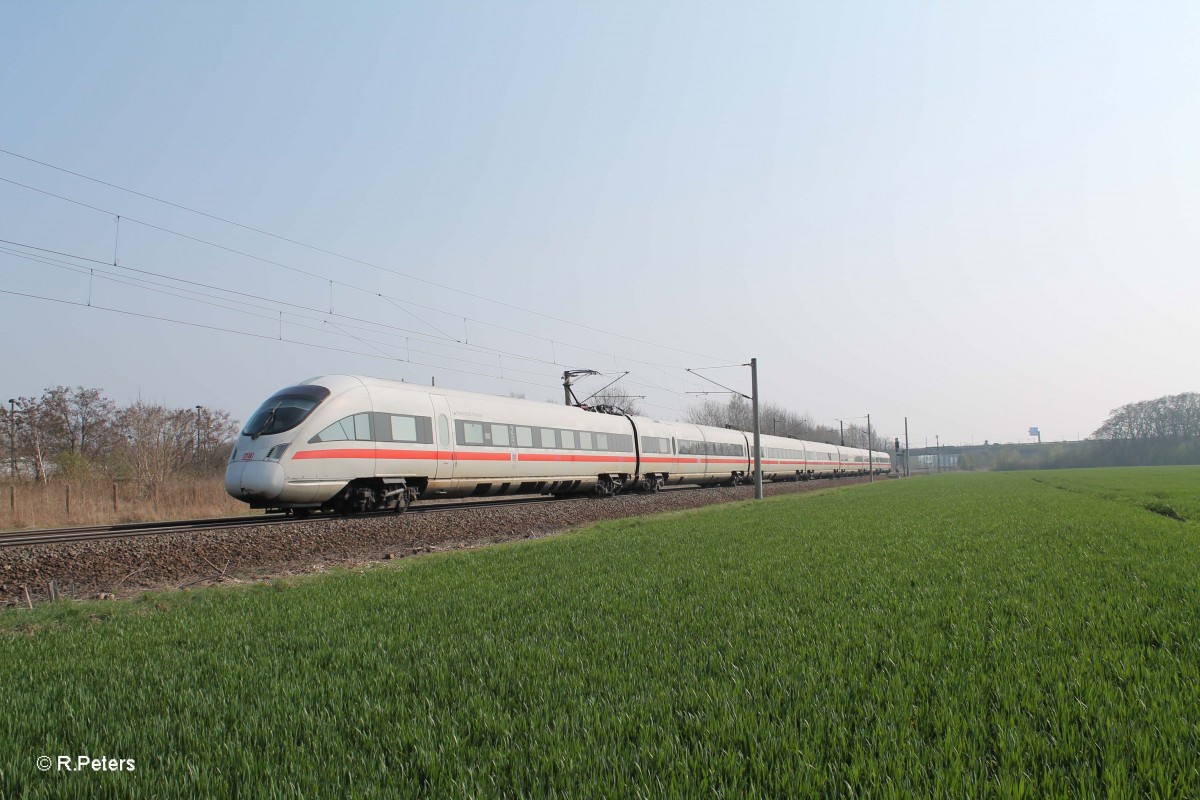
[112,481,118,512]
[65,484,71,518]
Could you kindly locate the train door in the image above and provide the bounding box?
[430,394,454,482]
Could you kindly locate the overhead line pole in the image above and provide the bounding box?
[685,359,763,500]
[867,413,873,483]
[8,399,14,480]
[751,358,762,500]
[904,416,910,478]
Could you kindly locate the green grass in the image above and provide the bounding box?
[2,468,1199,797]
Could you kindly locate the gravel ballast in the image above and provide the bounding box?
[0,476,886,605]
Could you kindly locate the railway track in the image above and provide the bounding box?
[0,493,600,549]
[0,475,880,550]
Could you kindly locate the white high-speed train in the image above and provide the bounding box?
[225,375,890,514]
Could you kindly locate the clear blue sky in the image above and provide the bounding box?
[2,1,1197,446]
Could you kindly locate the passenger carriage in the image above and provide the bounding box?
[226,374,890,514]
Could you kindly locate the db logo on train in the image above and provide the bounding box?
[242,452,255,461]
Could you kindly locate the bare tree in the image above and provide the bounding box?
[1093,392,1200,440]
[40,386,117,466]
[588,383,643,416]
[684,396,890,450]
[114,401,197,490]
[3,385,243,485]
[197,407,241,472]
[13,395,61,483]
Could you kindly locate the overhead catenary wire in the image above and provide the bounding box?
[0,151,736,362]
[0,177,728,382]
[0,287,566,391]
[0,239,599,374]
[0,252,692,415]
[0,248,568,382]
[0,235,712,397]
[0,162,733,414]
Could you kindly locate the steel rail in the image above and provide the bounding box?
[0,475,870,549]
[0,494,596,549]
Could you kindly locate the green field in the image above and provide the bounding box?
[2,468,1198,797]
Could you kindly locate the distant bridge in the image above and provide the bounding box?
[905,441,1087,458]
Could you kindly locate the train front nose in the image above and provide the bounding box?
[225,457,286,504]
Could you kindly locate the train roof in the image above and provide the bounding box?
[299,375,889,457]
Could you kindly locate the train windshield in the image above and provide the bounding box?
[241,385,331,439]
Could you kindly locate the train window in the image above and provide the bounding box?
[312,414,371,443]
[491,424,510,447]
[515,426,533,448]
[438,415,449,446]
[390,415,419,443]
[595,433,609,450]
[579,431,593,450]
[538,428,557,448]
[314,417,352,442]
[460,422,485,446]
[242,389,327,438]
[561,430,576,449]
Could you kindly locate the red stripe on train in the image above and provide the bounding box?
[293,450,858,466]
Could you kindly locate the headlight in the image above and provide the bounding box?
[265,443,290,461]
